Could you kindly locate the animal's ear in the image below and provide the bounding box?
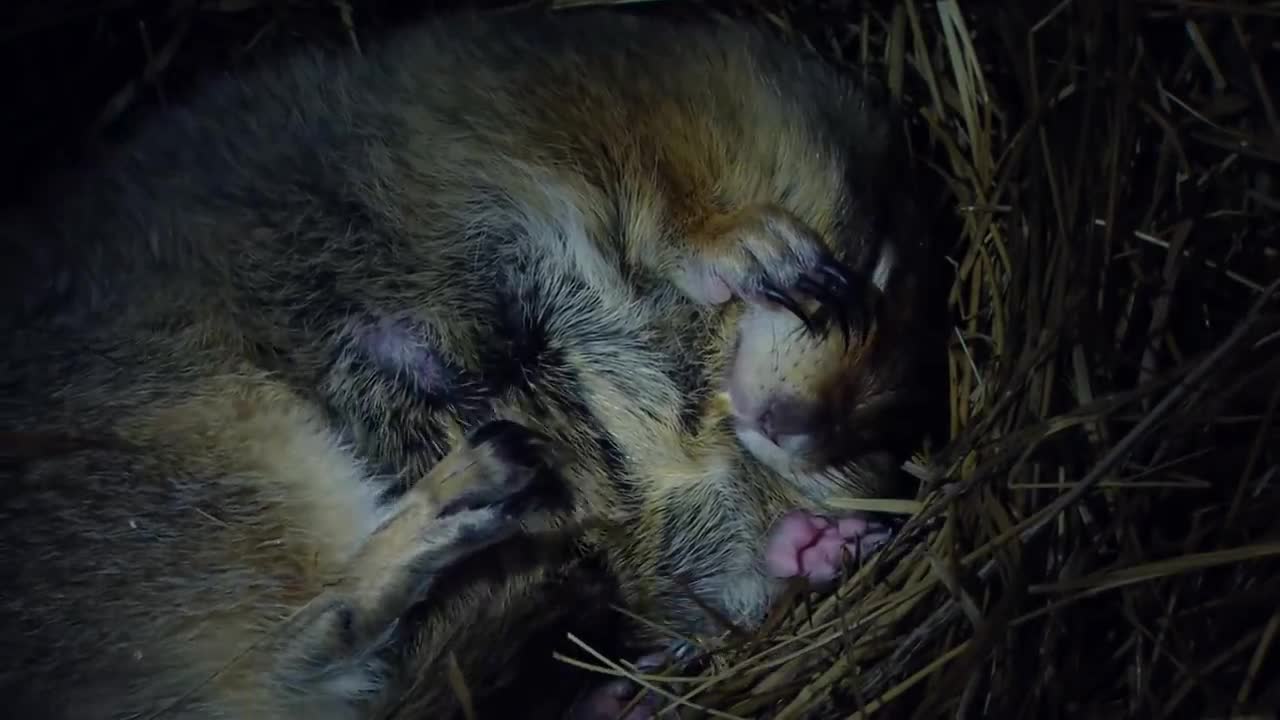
[871,227,935,336]
[869,239,897,295]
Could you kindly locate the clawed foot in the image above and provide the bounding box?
[348,419,561,605]
[675,206,868,341]
[434,419,560,518]
[764,509,894,585]
[569,679,666,720]
[284,420,561,690]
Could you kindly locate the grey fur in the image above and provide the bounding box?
[0,9,932,719]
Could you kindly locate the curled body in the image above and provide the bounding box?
[1,8,935,719]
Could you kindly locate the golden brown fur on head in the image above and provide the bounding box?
[1,7,937,717]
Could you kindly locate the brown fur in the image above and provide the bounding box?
[0,8,933,719]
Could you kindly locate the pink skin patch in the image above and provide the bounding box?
[570,653,670,720]
[350,317,451,393]
[765,509,892,584]
[573,510,895,719]
[569,680,664,720]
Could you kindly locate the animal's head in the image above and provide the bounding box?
[717,69,938,502]
[724,230,934,501]
[673,22,944,502]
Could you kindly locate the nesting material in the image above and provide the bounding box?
[554,2,1280,717]
[3,0,1277,717]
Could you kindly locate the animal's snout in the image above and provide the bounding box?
[744,396,817,447]
[727,389,814,445]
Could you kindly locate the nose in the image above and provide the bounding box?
[757,398,815,445]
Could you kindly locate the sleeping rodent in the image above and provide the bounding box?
[0,7,935,719]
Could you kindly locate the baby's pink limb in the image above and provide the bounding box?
[765,509,892,583]
[569,652,670,720]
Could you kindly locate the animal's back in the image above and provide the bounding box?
[6,9,894,335]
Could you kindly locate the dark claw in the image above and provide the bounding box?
[467,419,544,458]
[833,305,853,350]
[849,283,879,337]
[818,258,856,289]
[796,275,852,345]
[819,258,876,340]
[439,420,563,518]
[795,275,839,308]
[849,301,871,337]
[762,285,813,333]
[467,421,555,481]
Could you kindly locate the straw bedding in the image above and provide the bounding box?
[3,1,1277,717]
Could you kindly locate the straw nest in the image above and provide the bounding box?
[4,0,1278,718]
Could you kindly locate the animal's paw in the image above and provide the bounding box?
[674,206,863,337]
[764,509,893,585]
[436,419,558,518]
[569,680,665,720]
[568,653,673,720]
